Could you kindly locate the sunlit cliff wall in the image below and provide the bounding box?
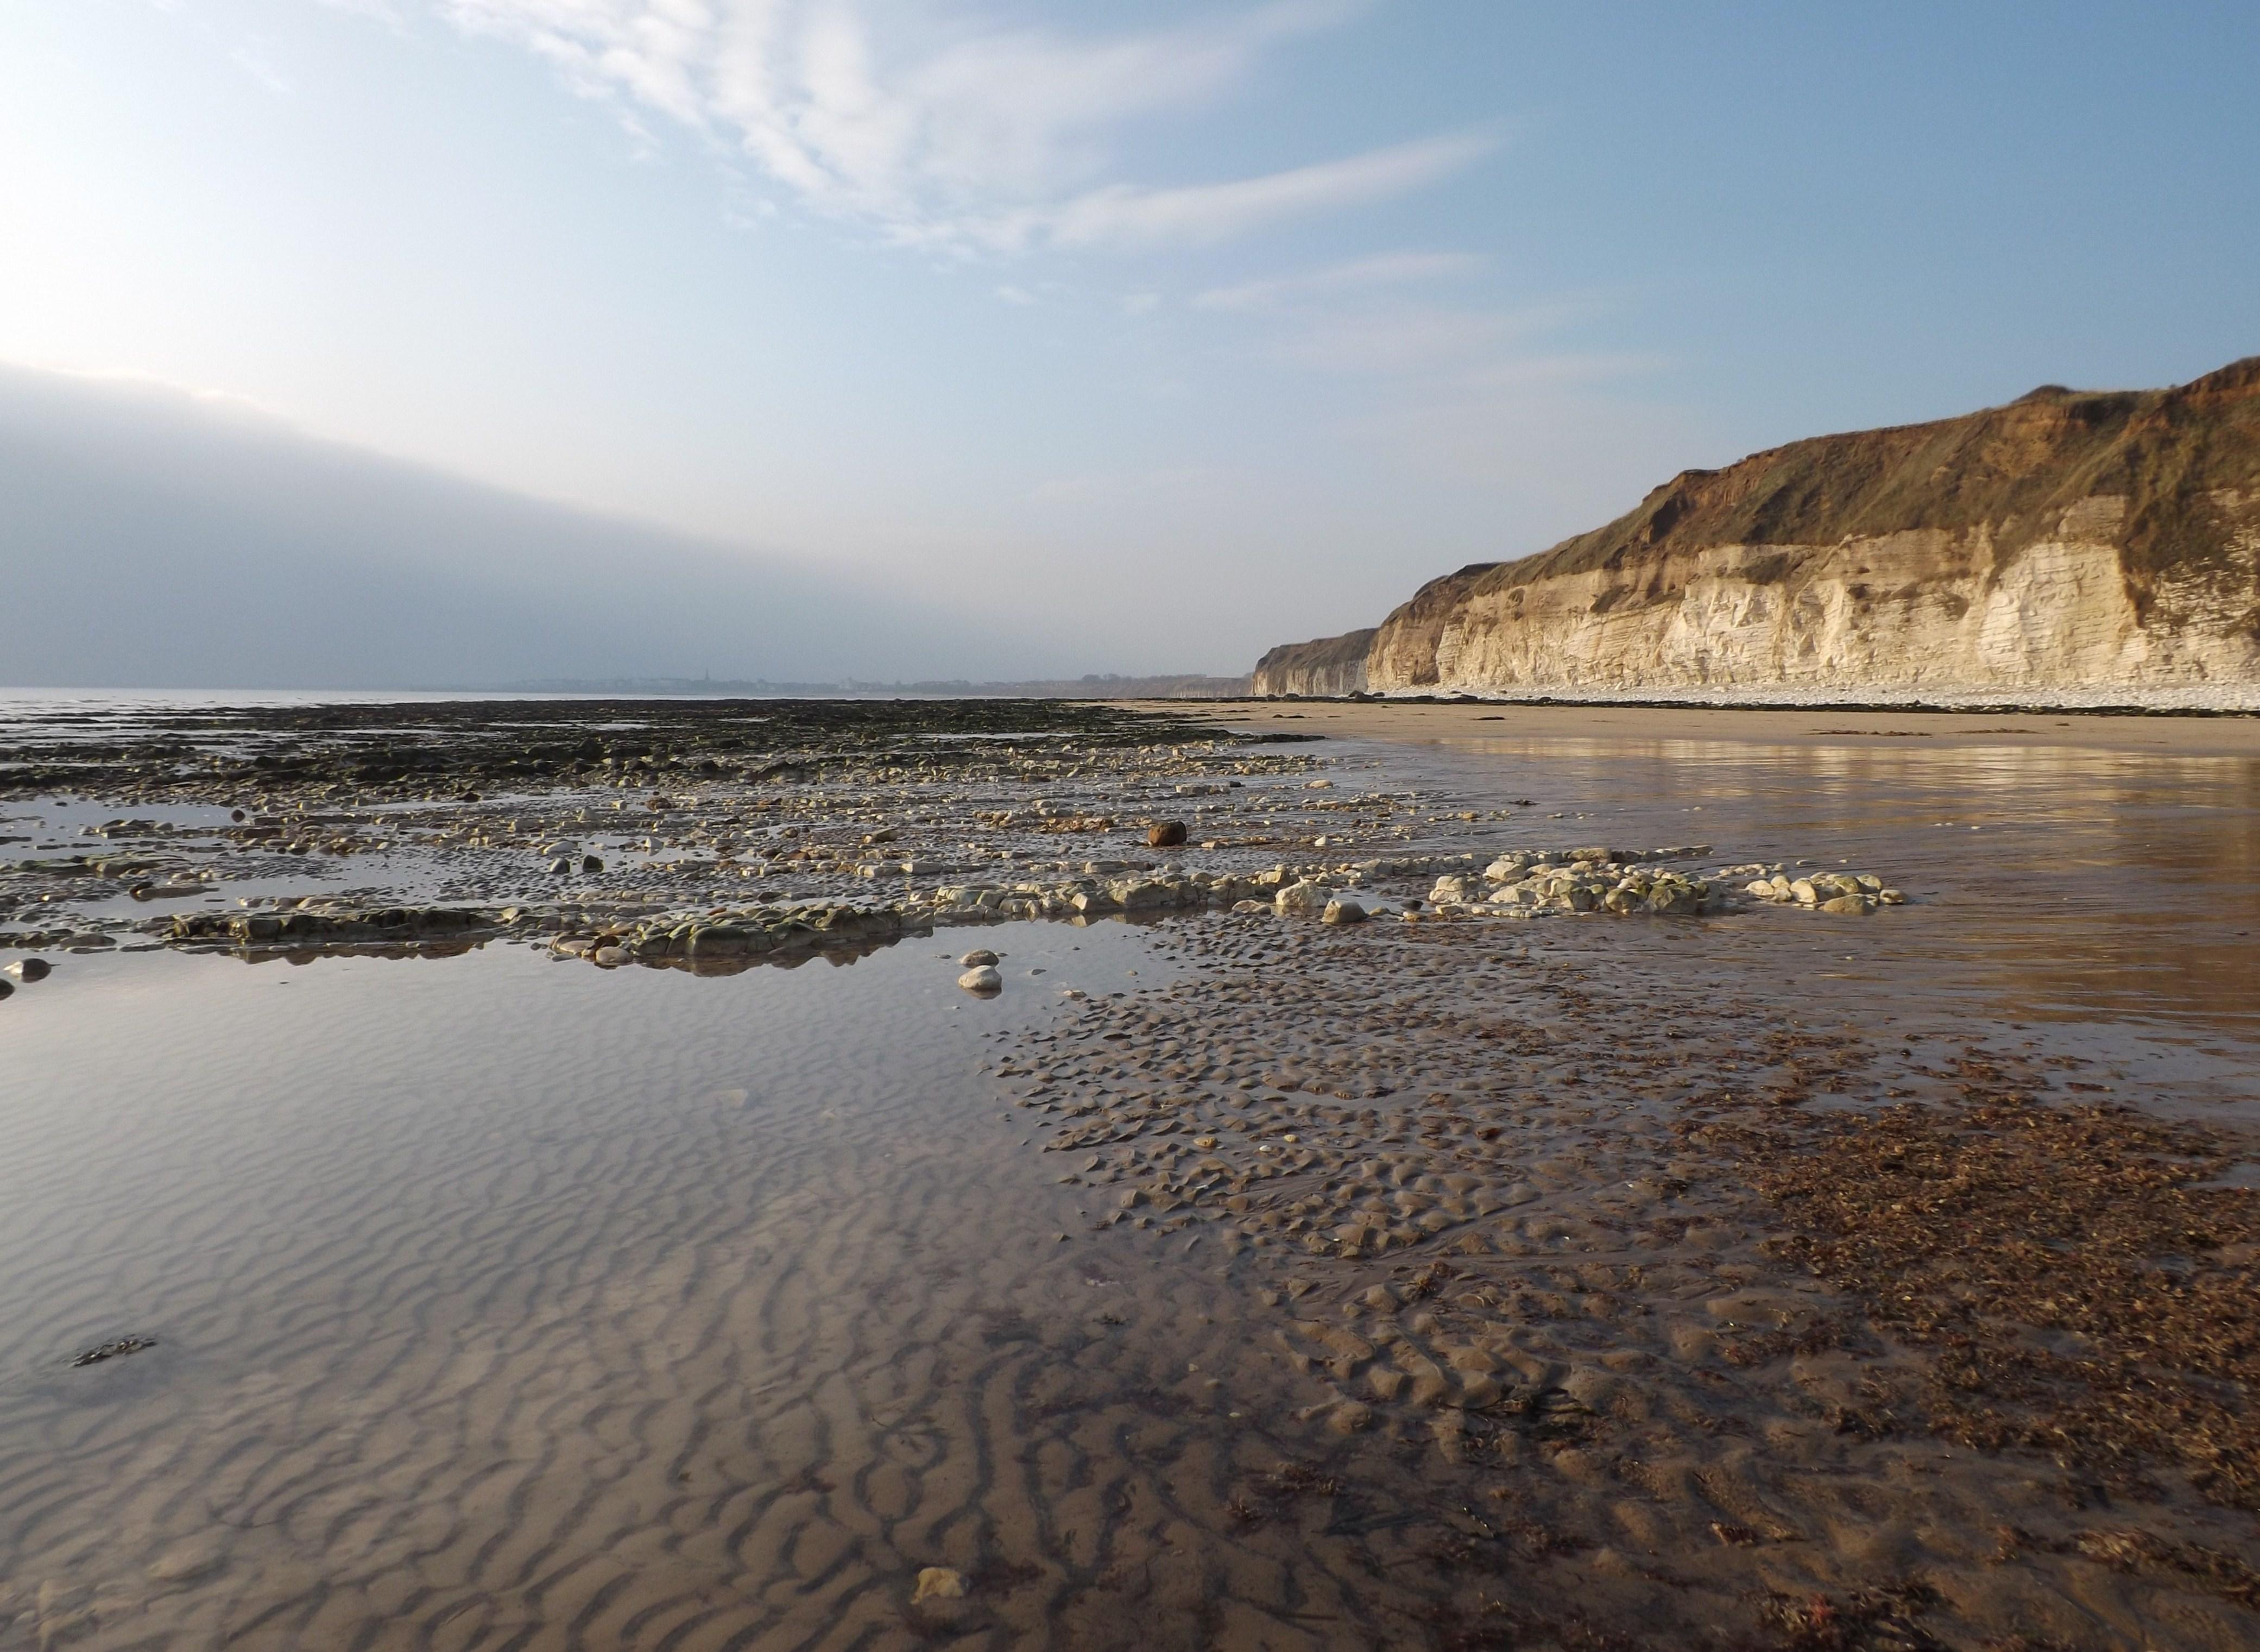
[1270,359,2260,706]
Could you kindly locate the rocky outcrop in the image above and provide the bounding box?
[1267,358,2260,705]
[1253,629,1377,696]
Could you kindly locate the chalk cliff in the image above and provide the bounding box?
[1252,629,1377,696]
[1270,358,2260,705]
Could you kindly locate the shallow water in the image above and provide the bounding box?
[1360,730,2260,1110]
[5,930,1341,1650]
[4,707,2259,1648]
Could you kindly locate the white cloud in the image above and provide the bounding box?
[406,0,1486,254]
[966,131,1494,254]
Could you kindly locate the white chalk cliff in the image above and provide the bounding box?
[1268,358,2260,706]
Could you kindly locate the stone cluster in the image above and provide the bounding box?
[525,841,1910,975]
[167,905,500,947]
[548,903,908,967]
[1743,869,1904,915]
[1420,846,1905,920]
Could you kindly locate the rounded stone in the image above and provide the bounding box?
[1146,820,1188,848]
[958,966,1002,994]
[3,957,49,982]
[912,1567,968,1605]
[959,949,999,967]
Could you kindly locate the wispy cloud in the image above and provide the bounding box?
[411,1,1487,254]
[968,132,1494,254]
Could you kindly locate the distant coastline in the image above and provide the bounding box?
[494,672,1257,699]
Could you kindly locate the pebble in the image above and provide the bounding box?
[958,966,1002,994]
[961,949,1000,967]
[1147,821,1188,847]
[147,1536,229,1584]
[911,1567,968,1604]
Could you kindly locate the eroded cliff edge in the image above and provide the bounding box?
[1272,358,2260,704]
[1252,629,1377,696]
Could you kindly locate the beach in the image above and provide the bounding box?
[3,695,2256,1649]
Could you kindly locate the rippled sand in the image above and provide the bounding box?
[4,704,2259,1649]
[6,930,1321,1648]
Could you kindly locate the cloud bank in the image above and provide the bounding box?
[0,366,1064,688]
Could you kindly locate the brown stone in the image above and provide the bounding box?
[1147,820,1188,847]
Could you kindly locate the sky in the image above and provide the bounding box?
[3,1,2257,684]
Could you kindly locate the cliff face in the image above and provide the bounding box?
[1334,358,2260,703]
[1252,628,1377,696]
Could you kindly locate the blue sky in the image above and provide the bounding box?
[3,1,2256,675]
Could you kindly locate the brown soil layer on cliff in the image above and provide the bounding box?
[1281,357,2260,699]
[1444,356,2260,610]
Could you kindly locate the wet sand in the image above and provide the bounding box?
[1161,698,2260,762]
[3,696,2258,1649]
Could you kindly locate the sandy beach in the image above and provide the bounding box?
[3,693,2257,1649]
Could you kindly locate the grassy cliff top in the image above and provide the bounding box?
[1427,356,2260,611]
